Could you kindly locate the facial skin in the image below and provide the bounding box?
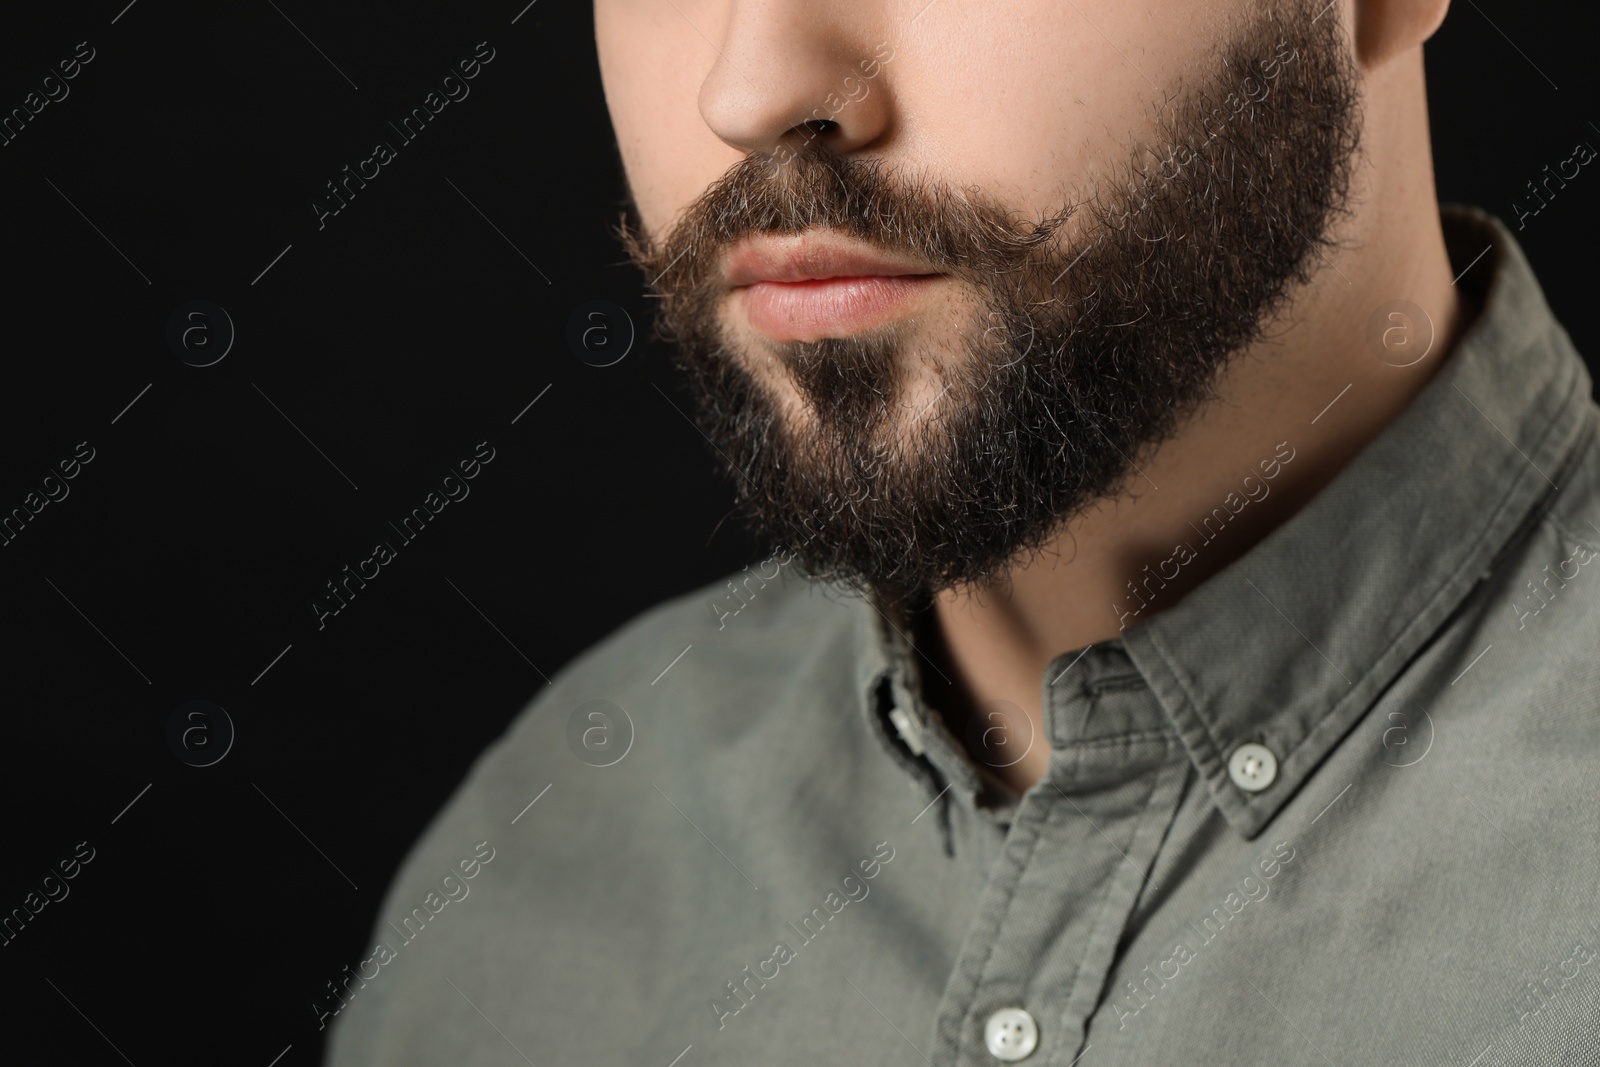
[596,0,1462,794]
[621,0,1360,603]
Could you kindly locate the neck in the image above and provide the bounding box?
[919,49,1470,796]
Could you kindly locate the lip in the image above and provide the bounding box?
[725,230,944,341]
[725,230,940,287]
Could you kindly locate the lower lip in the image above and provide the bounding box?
[735,275,943,342]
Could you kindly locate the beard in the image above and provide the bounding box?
[619,0,1360,607]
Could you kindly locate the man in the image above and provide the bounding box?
[326,0,1600,1063]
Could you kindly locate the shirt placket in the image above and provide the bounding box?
[928,645,1192,1066]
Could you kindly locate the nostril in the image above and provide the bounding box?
[788,117,838,142]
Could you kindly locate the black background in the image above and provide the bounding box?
[0,2,1594,1064]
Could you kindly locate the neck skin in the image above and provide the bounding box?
[917,45,1471,797]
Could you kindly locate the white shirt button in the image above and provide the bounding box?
[1228,742,1278,792]
[887,706,926,756]
[983,1007,1039,1061]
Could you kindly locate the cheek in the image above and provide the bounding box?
[896,3,1232,217]
[874,22,1131,221]
[594,0,1227,245]
[596,3,739,237]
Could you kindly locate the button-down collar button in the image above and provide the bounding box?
[1228,742,1278,792]
[887,705,926,756]
[983,1007,1038,1061]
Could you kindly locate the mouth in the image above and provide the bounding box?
[724,229,946,343]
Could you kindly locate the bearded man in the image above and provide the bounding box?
[326,1,1600,1063]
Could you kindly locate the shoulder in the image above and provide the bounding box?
[321,568,882,1064]
[373,559,875,869]
[530,563,867,730]
[434,562,873,820]
[1431,406,1600,747]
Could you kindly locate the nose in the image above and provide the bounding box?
[696,2,893,160]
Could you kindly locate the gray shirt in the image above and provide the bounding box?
[324,205,1600,1067]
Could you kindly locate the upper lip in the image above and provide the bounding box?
[724,229,942,288]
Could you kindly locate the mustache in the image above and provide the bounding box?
[616,143,1076,306]
[616,0,1360,331]
[603,0,1362,602]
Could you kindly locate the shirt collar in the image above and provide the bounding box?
[855,204,1597,838]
